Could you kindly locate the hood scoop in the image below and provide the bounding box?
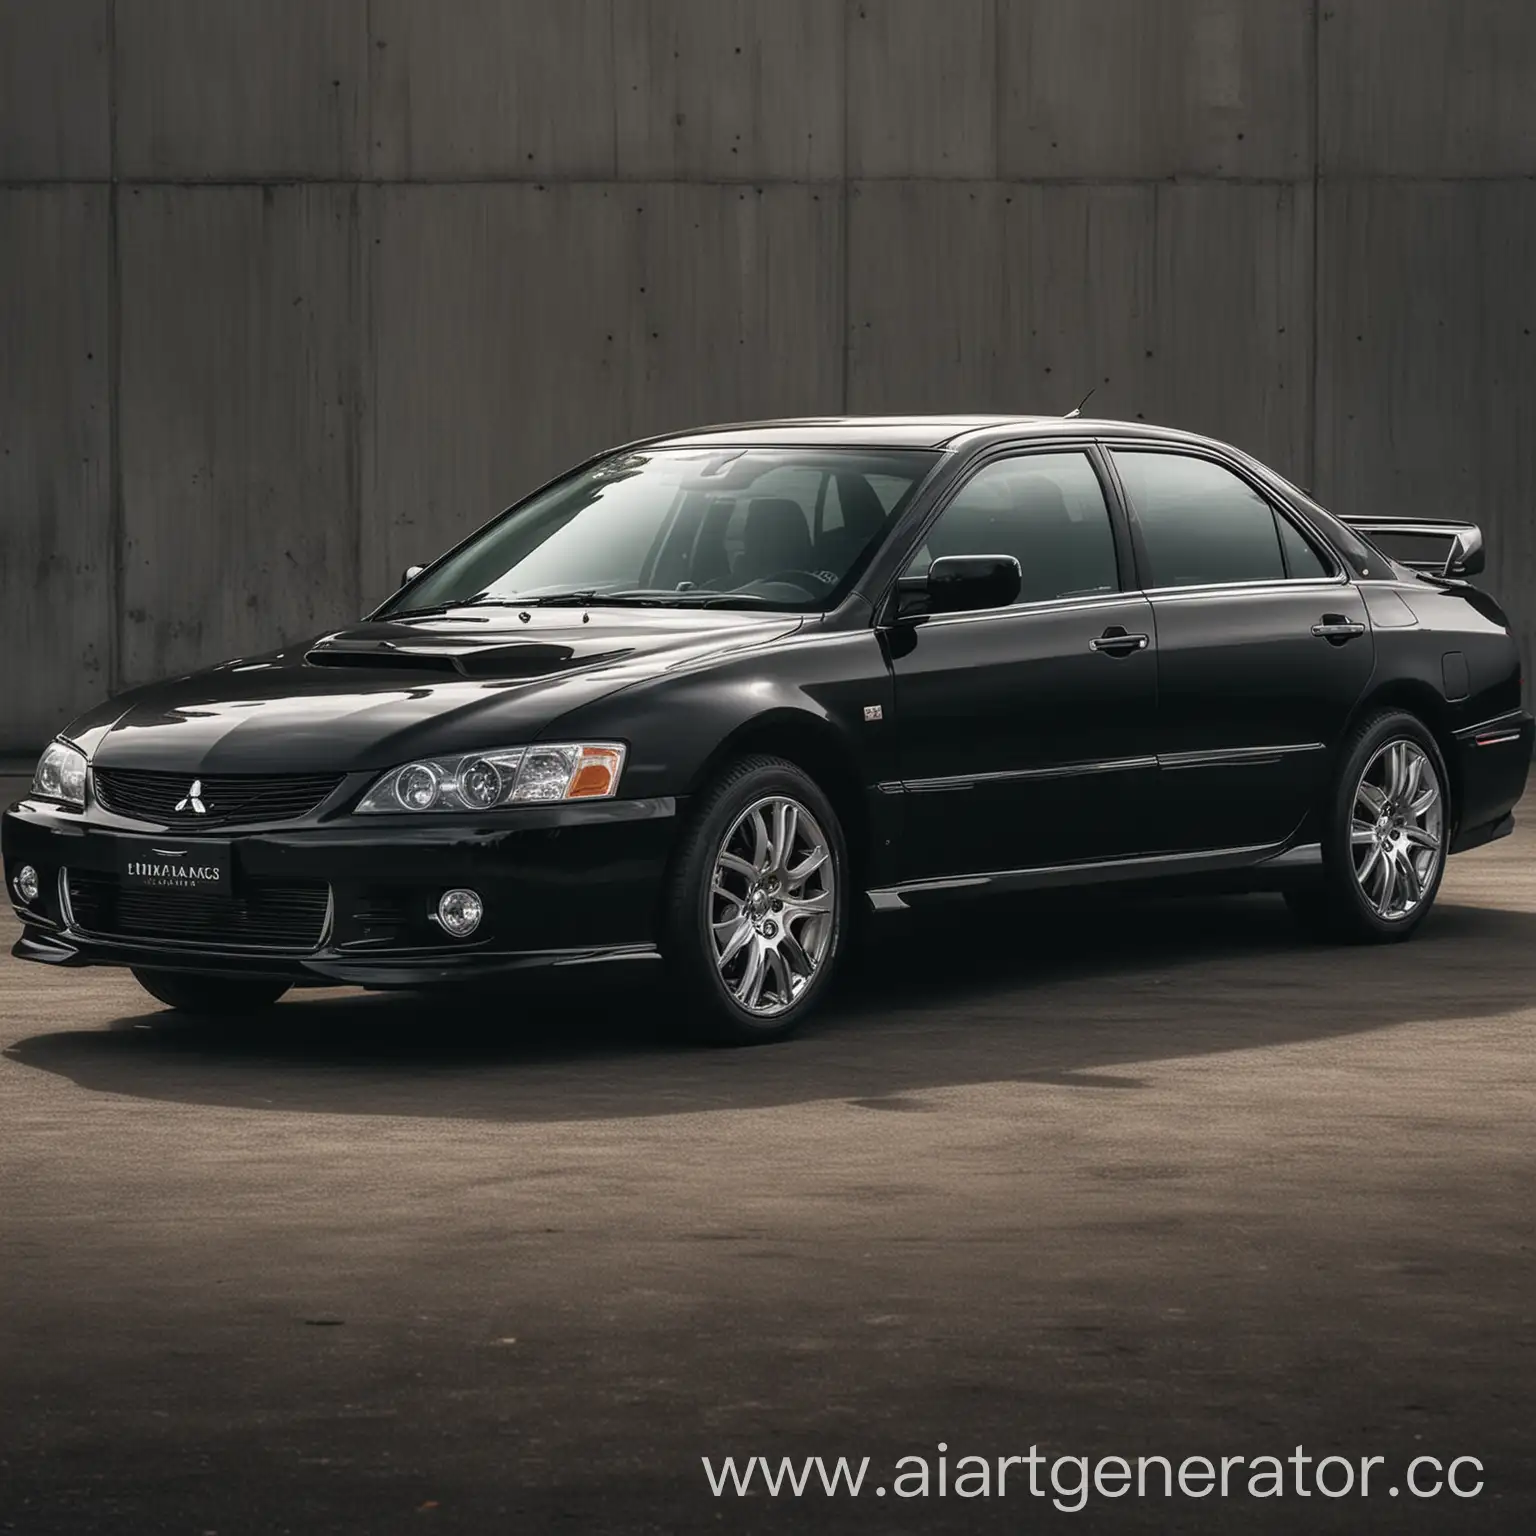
[305,637,631,679]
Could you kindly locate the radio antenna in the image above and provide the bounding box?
[1063,386,1096,420]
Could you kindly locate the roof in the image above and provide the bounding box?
[648,414,1210,451]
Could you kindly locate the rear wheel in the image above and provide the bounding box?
[664,755,847,1044]
[1285,709,1448,943]
[131,969,290,1015]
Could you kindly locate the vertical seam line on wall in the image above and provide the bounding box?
[994,0,1004,412]
[349,182,364,619]
[608,0,620,177]
[993,0,1003,180]
[1308,0,1321,492]
[840,0,851,412]
[364,0,375,177]
[358,0,373,614]
[107,0,123,694]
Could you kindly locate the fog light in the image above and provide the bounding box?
[14,865,40,905]
[436,887,483,938]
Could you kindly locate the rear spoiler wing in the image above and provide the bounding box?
[1337,518,1485,579]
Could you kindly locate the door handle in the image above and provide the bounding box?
[1089,627,1150,656]
[1311,616,1366,642]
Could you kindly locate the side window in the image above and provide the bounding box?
[1112,451,1297,589]
[904,452,1119,606]
[1275,511,1330,579]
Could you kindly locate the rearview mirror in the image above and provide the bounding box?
[899,554,1022,618]
[400,564,426,588]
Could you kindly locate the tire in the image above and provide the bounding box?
[1284,709,1450,944]
[663,754,848,1045]
[131,968,290,1015]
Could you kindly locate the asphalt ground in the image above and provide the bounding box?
[2,776,1533,1534]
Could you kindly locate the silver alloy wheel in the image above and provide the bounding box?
[708,794,836,1017]
[1350,738,1444,921]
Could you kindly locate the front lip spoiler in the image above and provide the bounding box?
[11,927,662,987]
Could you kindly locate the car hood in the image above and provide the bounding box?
[66,609,803,774]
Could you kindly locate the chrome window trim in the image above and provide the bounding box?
[884,561,1355,630]
[1141,573,1351,600]
[898,588,1149,632]
[886,572,1354,629]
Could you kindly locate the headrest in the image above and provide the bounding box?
[743,498,814,571]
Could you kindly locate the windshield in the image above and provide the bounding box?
[379,446,938,616]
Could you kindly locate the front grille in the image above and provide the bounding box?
[66,870,331,952]
[92,768,343,830]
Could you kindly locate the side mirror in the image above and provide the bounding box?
[400,564,426,588]
[898,554,1022,618]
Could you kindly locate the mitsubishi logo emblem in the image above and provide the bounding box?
[174,779,209,815]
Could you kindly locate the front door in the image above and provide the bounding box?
[885,449,1160,881]
[1108,447,1375,852]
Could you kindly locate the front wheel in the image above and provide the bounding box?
[1285,709,1449,943]
[132,968,290,1015]
[664,755,848,1044]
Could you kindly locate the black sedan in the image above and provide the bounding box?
[6,416,1532,1042]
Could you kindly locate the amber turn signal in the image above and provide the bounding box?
[568,747,625,799]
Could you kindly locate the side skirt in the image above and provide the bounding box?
[865,841,1322,912]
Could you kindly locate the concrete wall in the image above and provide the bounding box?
[4,1,1536,748]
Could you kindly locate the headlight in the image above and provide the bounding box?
[33,739,87,808]
[356,743,626,814]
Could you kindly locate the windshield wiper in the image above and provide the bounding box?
[389,588,788,618]
[386,594,644,618]
[391,598,563,621]
[523,590,785,609]
[524,590,670,607]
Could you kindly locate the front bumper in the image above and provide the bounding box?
[3,795,679,986]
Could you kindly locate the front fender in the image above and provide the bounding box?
[548,627,896,801]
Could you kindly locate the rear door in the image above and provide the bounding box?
[885,447,1160,880]
[1107,445,1375,853]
